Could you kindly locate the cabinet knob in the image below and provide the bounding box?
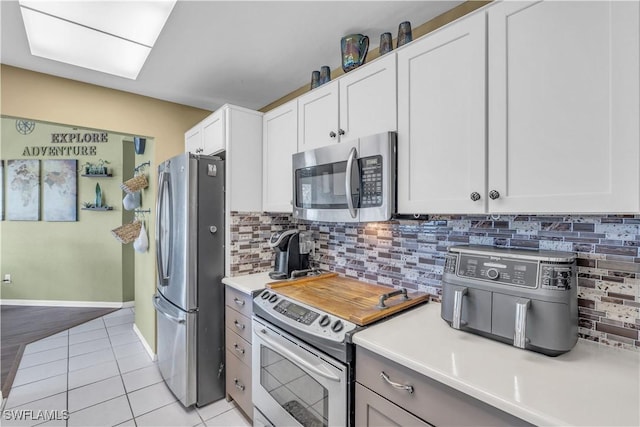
[329,131,337,138]
[470,192,481,202]
[338,129,345,136]
[489,190,500,200]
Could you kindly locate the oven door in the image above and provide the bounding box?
[252,317,348,427]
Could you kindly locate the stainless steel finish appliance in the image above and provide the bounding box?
[292,131,397,223]
[253,290,361,427]
[153,153,225,407]
[268,230,313,280]
[441,245,578,356]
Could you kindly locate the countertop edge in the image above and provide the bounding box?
[222,272,272,295]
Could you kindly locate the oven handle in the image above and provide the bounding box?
[257,328,341,383]
[345,147,358,219]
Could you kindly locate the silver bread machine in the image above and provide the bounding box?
[441,245,578,356]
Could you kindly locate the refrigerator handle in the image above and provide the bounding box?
[156,169,172,287]
[153,295,185,324]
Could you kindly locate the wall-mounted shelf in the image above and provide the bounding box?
[82,206,113,211]
[81,174,113,177]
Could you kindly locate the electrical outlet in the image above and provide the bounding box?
[3,274,11,284]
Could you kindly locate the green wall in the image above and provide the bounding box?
[0,117,147,303]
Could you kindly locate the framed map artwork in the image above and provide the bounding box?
[43,159,77,221]
[6,159,40,221]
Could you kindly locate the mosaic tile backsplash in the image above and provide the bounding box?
[229,212,640,352]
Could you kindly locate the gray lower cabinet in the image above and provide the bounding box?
[225,285,254,421]
[356,383,432,427]
[355,347,532,427]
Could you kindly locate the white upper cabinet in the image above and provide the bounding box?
[398,1,639,215]
[297,54,397,152]
[487,0,639,213]
[185,124,202,154]
[201,110,225,155]
[397,11,486,214]
[184,109,225,155]
[339,53,397,142]
[263,99,298,212]
[297,81,339,151]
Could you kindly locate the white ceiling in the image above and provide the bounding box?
[1,1,464,112]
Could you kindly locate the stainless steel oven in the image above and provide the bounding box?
[292,131,397,223]
[252,316,350,427]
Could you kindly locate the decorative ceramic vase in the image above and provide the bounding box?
[95,183,102,208]
[341,34,369,72]
[310,70,320,89]
[134,137,146,155]
[319,66,331,85]
[397,21,413,47]
[379,32,393,55]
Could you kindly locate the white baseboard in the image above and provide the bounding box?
[133,323,157,361]
[0,299,128,308]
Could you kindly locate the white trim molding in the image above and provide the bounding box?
[0,299,132,308]
[133,323,156,361]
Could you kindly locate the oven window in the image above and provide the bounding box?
[295,162,350,209]
[260,346,328,427]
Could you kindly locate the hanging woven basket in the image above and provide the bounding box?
[120,174,148,194]
[111,221,142,244]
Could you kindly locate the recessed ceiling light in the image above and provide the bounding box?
[18,1,177,80]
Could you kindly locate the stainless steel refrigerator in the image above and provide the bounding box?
[152,152,225,407]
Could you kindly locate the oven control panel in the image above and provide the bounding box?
[254,289,357,343]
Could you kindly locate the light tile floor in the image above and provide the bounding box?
[1,308,251,427]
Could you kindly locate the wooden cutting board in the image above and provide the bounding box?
[266,272,429,326]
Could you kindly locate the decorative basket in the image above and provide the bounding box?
[120,174,148,194]
[111,221,142,244]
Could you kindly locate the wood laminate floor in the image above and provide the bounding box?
[1,305,118,398]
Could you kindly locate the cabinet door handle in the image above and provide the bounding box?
[234,378,245,392]
[470,192,481,201]
[233,297,245,307]
[489,190,500,200]
[233,343,245,354]
[234,320,245,330]
[380,371,414,394]
[329,131,337,138]
[338,129,345,136]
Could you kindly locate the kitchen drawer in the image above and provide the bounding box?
[226,350,252,419]
[225,307,252,343]
[355,382,432,427]
[225,286,253,318]
[225,328,252,367]
[356,347,531,427]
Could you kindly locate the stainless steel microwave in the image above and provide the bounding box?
[292,131,397,223]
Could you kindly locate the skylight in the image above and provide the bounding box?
[19,1,177,80]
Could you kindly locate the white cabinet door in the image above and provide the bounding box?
[202,110,225,155]
[263,100,297,212]
[185,123,202,154]
[297,81,339,151]
[339,53,397,142]
[488,0,640,213]
[397,12,486,214]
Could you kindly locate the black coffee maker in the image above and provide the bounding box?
[268,230,311,279]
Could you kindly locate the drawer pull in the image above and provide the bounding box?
[233,297,245,307]
[233,343,245,354]
[234,320,246,330]
[380,371,414,394]
[234,378,245,391]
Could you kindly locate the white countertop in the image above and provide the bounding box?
[353,303,640,427]
[222,272,274,294]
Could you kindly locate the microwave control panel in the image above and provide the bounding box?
[360,155,383,207]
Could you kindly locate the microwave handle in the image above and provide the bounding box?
[345,147,358,219]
